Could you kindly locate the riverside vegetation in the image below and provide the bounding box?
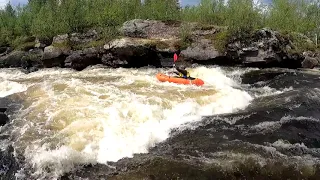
[0,0,320,71]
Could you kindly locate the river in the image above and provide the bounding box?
[1,65,320,179]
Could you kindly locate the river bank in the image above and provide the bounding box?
[1,19,319,73]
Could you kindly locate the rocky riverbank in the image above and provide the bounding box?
[1,19,319,72]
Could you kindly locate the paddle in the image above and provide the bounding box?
[170,52,178,74]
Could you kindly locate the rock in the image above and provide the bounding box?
[53,34,69,44]
[34,42,46,49]
[35,37,52,49]
[65,48,101,71]
[0,51,26,68]
[21,49,44,71]
[120,19,180,39]
[0,112,9,126]
[0,106,8,126]
[104,38,161,68]
[0,47,12,57]
[70,29,98,45]
[0,145,21,179]
[0,47,7,54]
[181,39,220,61]
[42,46,62,60]
[121,19,150,38]
[225,28,305,68]
[302,56,319,69]
[42,46,66,68]
[101,53,127,67]
[0,107,6,113]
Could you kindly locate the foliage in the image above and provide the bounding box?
[176,23,193,50]
[0,0,319,50]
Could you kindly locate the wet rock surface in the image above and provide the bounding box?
[0,97,23,180]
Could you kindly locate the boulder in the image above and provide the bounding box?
[225,28,305,68]
[0,106,8,126]
[53,34,69,44]
[120,19,180,39]
[181,39,220,61]
[0,47,13,57]
[34,37,52,49]
[121,19,152,38]
[301,51,320,69]
[101,53,127,67]
[65,48,102,71]
[302,56,318,69]
[0,51,26,68]
[0,47,7,54]
[42,46,67,68]
[70,29,99,45]
[42,46,63,60]
[104,38,161,67]
[0,113,9,126]
[21,49,44,72]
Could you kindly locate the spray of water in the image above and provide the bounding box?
[1,66,255,179]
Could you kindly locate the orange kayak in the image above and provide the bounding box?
[156,73,204,86]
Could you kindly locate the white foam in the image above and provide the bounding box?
[271,139,308,149]
[251,86,293,98]
[251,115,320,134]
[24,145,96,179]
[2,66,253,179]
[0,80,28,97]
[0,69,28,97]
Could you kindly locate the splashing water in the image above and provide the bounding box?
[1,66,253,179]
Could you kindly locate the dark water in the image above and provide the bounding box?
[2,67,320,180]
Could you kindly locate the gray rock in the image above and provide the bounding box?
[70,29,99,45]
[101,53,127,67]
[302,56,319,69]
[65,48,101,71]
[120,19,180,39]
[0,51,26,68]
[53,34,69,44]
[225,28,305,68]
[21,49,44,70]
[0,47,7,54]
[0,107,6,113]
[34,42,46,49]
[42,46,63,60]
[0,112,9,126]
[120,19,150,38]
[181,39,220,61]
[103,38,161,67]
[41,46,67,68]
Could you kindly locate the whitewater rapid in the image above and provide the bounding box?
[0,66,253,179]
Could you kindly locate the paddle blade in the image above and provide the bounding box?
[174,53,178,62]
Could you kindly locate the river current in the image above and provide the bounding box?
[0,65,320,179]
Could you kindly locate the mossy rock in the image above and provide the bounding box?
[11,36,37,51]
[72,40,106,50]
[52,41,71,50]
[16,42,36,51]
[204,29,230,53]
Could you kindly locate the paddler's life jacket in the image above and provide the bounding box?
[178,71,190,79]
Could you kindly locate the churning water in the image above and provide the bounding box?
[1,66,320,179]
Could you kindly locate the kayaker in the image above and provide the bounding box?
[174,65,191,79]
[173,50,191,79]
